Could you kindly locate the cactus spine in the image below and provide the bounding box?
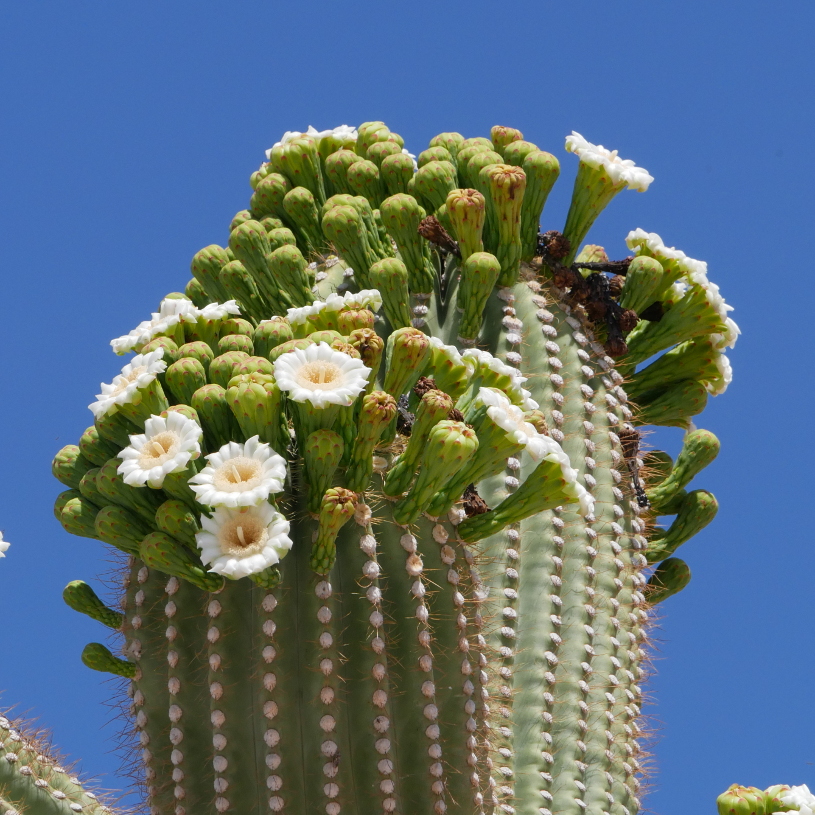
[45,122,738,815]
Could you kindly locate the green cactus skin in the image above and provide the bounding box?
[0,711,116,814]
[53,122,736,815]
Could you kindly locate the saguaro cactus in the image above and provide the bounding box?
[44,122,739,815]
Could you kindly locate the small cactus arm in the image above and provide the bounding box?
[48,123,739,815]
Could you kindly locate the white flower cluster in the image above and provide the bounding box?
[565,132,654,192]
[266,125,359,159]
[463,348,539,411]
[89,349,168,418]
[774,785,815,815]
[189,437,291,578]
[285,289,383,327]
[626,228,740,390]
[111,298,241,355]
[0,531,9,559]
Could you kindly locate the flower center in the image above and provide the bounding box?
[296,361,343,390]
[112,365,147,396]
[212,456,263,492]
[218,514,268,556]
[138,431,180,468]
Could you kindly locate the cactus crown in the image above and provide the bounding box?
[42,121,740,815]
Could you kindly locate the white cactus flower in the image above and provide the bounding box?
[89,349,168,419]
[189,436,287,508]
[110,297,199,355]
[198,300,241,321]
[266,125,358,159]
[0,532,9,558]
[566,132,654,191]
[286,299,328,327]
[706,352,733,396]
[475,388,553,462]
[462,348,539,411]
[273,343,371,409]
[196,503,292,579]
[779,785,815,814]
[117,412,203,488]
[337,289,383,313]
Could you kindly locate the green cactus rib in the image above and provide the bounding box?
[52,121,736,815]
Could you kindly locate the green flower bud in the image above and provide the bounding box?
[367,140,402,168]
[165,357,207,405]
[253,317,294,358]
[457,252,502,341]
[78,467,104,508]
[429,132,464,162]
[184,277,208,307]
[764,786,795,814]
[490,125,524,157]
[357,121,399,158]
[191,384,236,451]
[317,136,358,192]
[225,374,285,451]
[646,431,720,515]
[646,489,718,563]
[393,420,478,525]
[463,149,503,193]
[269,337,314,361]
[455,144,493,179]
[303,430,344,514]
[191,244,231,303]
[140,335,180,364]
[427,342,473,401]
[250,172,292,222]
[346,391,398,492]
[219,259,267,324]
[94,504,151,554]
[267,226,297,252]
[413,160,458,213]
[322,204,374,286]
[96,458,166,523]
[208,351,250,389]
[309,487,358,574]
[518,150,560,261]
[637,379,709,427]
[323,194,388,260]
[380,151,415,196]
[220,317,254,338]
[480,163,526,286]
[79,425,120,467]
[283,186,325,254]
[230,209,254,232]
[348,328,385,387]
[628,338,728,405]
[268,244,315,308]
[619,255,665,314]
[52,445,94,489]
[418,146,454,169]
[260,216,285,231]
[502,140,540,167]
[229,219,286,312]
[268,136,326,206]
[95,408,141,447]
[716,785,767,815]
[81,643,135,678]
[384,389,454,497]
[380,194,435,293]
[57,491,99,539]
[155,499,200,548]
[63,581,123,629]
[446,188,485,261]
[307,329,344,344]
[347,159,386,208]
[140,530,223,591]
[384,327,432,399]
[458,456,585,542]
[645,557,691,604]
[336,308,374,335]
[461,136,493,150]
[325,149,364,196]
[368,258,412,329]
[218,333,254,355]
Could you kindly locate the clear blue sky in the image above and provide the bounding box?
[1,2,812,812]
